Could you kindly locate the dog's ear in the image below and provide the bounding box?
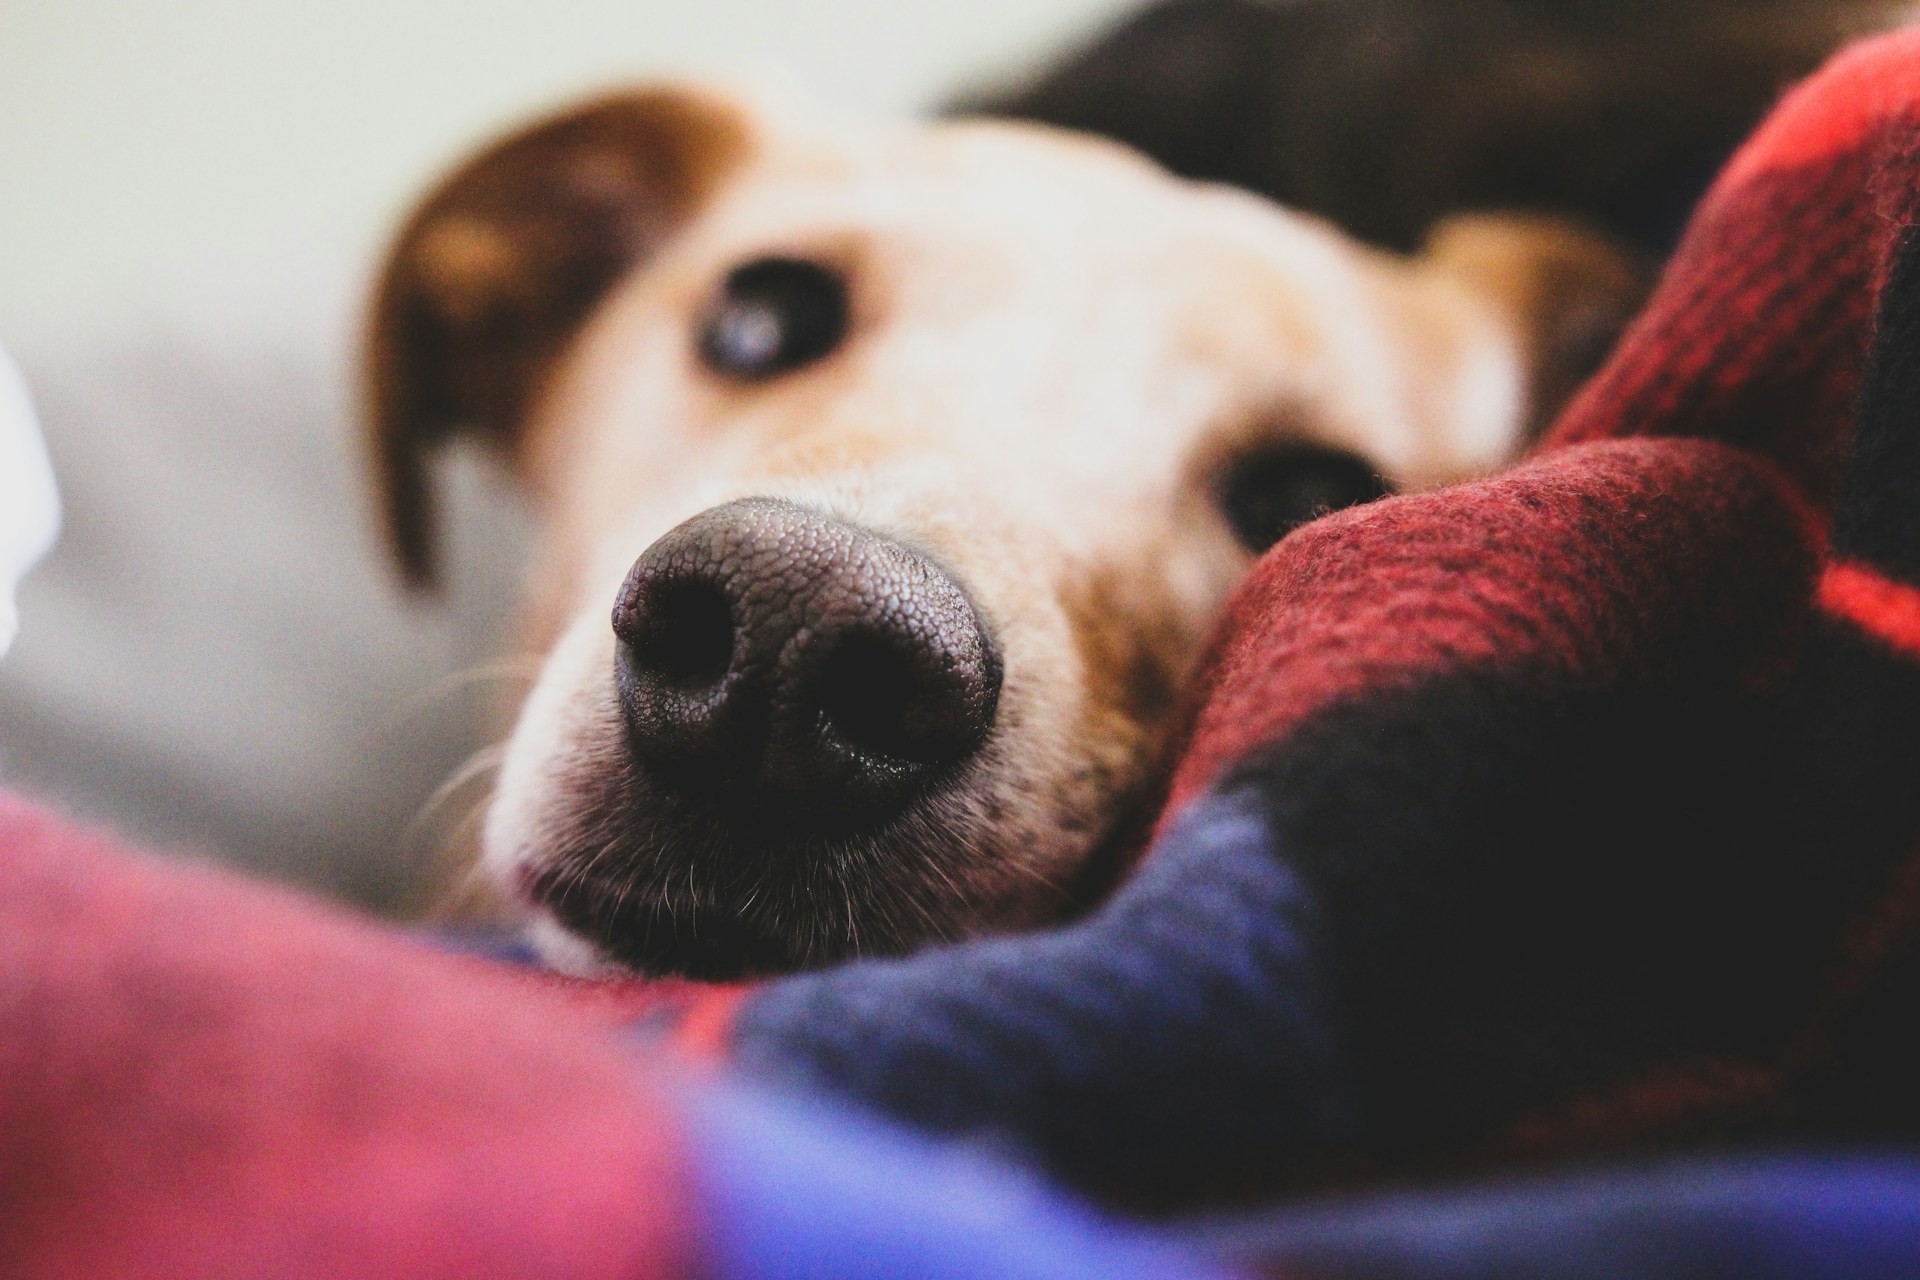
[1416,213,1649,438]
[367,87,755,587]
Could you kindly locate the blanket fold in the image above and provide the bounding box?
[707,25,1920,1201]
[734,437,1828,1199]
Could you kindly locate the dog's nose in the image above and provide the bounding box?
[612,498,1001,829]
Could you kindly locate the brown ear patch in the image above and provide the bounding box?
[367,87,755,585]
[1422,213,1651,437]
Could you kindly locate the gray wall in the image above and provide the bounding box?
[0,0,1128,336]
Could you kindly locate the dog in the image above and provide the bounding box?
[366,83,1643,979]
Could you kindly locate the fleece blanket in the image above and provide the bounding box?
[702,25,1920,1201]
[11,27,1920,1280]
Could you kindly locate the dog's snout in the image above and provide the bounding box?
[613,498,1002,829]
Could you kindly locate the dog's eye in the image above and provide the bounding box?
[697,258,849,379]
[1218,445,1390,552]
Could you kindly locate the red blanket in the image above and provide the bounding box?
[707,26,1920,1201]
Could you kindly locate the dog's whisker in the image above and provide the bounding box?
[841,872,863,956]
[569,795,631,890]
[423,742,511,817]
[444,790,497,862]
[392,656,546,722]
[400,741,510,864]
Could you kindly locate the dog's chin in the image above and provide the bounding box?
[526,863,812,980]
[500,755,1020,981]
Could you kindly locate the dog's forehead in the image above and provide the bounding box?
[524,110,1498,592]
[550,114,1397,467]
[678,116,1364,309]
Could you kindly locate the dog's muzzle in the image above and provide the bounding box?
[611,497,1002,833]
[522,497,1005,977]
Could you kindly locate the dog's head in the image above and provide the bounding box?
[369,85,1641,978]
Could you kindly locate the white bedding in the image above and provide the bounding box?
[0,291,527,909]
[0,343,59,660]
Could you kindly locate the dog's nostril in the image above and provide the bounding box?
[614,570,751,776]
[633,578,734,687]
[817,632,931,763]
